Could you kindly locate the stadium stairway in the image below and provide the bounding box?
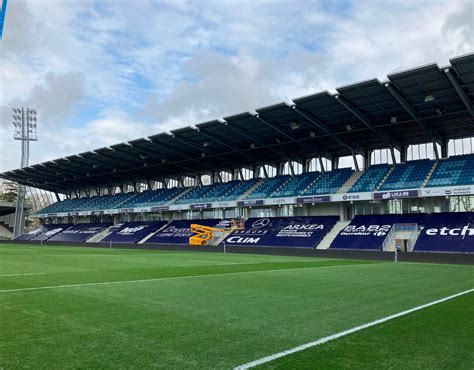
[376,165,396,191]
[137,230,160,244]
[170,187,194,204]
[421,161,439,188]
[300,173,323,195]
[85,226,116,243]
[0,223,13,240]
[237,178,264,200]
[112,194,141,209]
[316,221,350,249]
[337,171,364,193]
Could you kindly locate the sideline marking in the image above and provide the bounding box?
[233,288,474,369]
[0,273,46,277]
[0,262,381,294]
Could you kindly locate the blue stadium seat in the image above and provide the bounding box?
[380,159,433,190]
[245,175,290,199]
[303,168,354,195]
[426,154,474,187]
[349,164,392,193]
[120,187,184,208]
[270,172,321,198]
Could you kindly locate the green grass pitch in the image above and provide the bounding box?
[1,244,473,369]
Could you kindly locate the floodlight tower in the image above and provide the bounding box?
[12,107,38,237]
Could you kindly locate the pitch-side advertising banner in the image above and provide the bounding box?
[15,224,71,241]
[330,214,427,250]
[100,221,167,243]
[414,212,474,253]
[48,223,112,242]
[222,216,339,248]
[32,224,73,241]
[144,219,220,244]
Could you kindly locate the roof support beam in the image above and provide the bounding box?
[222,121,296,161]
[390,147,397,164]
[17,168,56,183]
[55,159,103,175]
[96,152,141,168]
[50,160,123,185]
[110,146,147,164]
[444,69,474,117]
[29,165,77,180]
[352,153,360,172]
[290,104,365,155]
[384,83,443,145]
[135,140,214,172]
[193,128,255,162]
[253,113,326,158]
[335,95,401,149]
[318,157,325,172]
[171,134,236,167]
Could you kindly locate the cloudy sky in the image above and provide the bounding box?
[0,0,473,173]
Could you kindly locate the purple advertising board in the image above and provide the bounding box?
[150,206,169,212]
[236,200,264,207]
[330,214,427,250]
[296,196,331,204]
[190,203,212,210]
[373,190,419,200]
[48,223,112,242]
[144,219,221,244]
[15,224,71,241]
[31,224,73,241]
[100,221,167,243]
[221,216,339,248]
[414,212,474,253]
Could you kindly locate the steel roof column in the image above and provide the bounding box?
[318,157,325,172]
[352,153,360,171]
[390,147,397,164]
[400,145,407,163]
[364,149,372,169]
[441,139,449,159]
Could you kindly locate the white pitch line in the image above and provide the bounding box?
[234,288,474,370]
[0,262,382,294]
[0,273,46,277]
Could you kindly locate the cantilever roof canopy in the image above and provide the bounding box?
[2,54,474,194]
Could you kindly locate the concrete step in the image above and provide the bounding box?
[137,223,169,244]
[238,179,264,200]
[337,171,363,193]
[317,221,350,249]
[422,161,438,188]
[0,224,13,240]
[169,187,194,204]
[85,226,115,243]
[376,164,396,191]
[301,173,323,196]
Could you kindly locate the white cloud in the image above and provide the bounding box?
[0,0,473,175]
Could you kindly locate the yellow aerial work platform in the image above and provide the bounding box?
[189,219,244,246]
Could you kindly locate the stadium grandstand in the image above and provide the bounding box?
[2,53,474,254]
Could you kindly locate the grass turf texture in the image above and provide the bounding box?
[0,244,473,369]
[259,293,474,369]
